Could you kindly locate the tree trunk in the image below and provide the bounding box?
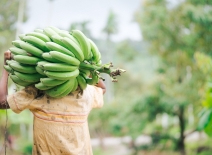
[177,106,186,155]
[95,129,105,150]
[129,138,139,155]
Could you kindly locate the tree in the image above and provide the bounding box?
[194,52,212,138]
[0,0,28,152]
[0,0,27,56]
[102,10,118,41]
[135,0,212,154]
[88,40,151,154]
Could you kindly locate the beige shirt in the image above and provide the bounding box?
[7,85,104,155]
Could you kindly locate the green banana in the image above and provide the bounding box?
[53,78,76,98]
[79,68,90,77]
[9,61,37,74]
[49,51,80,66]
[86,78,93,85]
[23,36,49,52]
[9,47,28,56]
[6,60,16,65]
[37,61,49,67]
[59,30,80,45]
[40,78,67,86]
[97,60,102,66]
[42,53,61,63]
[35,82,54,90]
[26,31,51,42]
[10,74,34,87]
[87,50,93,60]
[4,65,13,73]
[45,79,73,98]
[43,27,58,38]
[54,87,72,98]
[46,42,75,57]
[49,26,61,34]
[80,72,88,79]
[41,62,78,72]
[71,30,91,60]
[88,39,101,63]
[35,66,46,76]
[12,40,26,48]
[51,34,66,47]
[45,69,79,80]
[19,41,44,58]
[34,29,44,33]
[91,71,100,84]
[61,37,84,62]
[72,78,78,92]
[13,55,42,65]
[19,34,25,41]
[14,71,44,83]
[58,30,72,38]
[77,74,87,90]
[85,71,99,85]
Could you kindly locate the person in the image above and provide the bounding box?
[0,50,106,155]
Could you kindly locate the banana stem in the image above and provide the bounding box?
[79,62,112,75]
[79,62,126,81]
[79,62,101,71]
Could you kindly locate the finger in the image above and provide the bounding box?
[5,52,9,58]
[4,50,11,60]
[5,50,10,56]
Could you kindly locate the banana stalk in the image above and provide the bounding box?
[79,62,126,82]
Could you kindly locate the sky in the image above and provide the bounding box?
[21,0,142,41]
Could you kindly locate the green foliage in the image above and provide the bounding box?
[0,0,27,54]
[134,0,212,153]
[194,52,212,76]
[198,152,212,155]
[89,38,149,141]
[3,0,212,154]
[136,0,212,57]
[116,40,139,62]
[195,52,212,136]
[93,148,110,155]
[17,139,32,155]
[186,137,212,155]
[197,108,212,131]
[102,10,118,40]
[0,1,29,153]
[9,110,33,124]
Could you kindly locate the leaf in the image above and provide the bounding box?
[204,116,212,137]
[197,108,212,130]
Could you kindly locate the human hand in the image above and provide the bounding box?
[95,79,106,94]
[4,50,11,64]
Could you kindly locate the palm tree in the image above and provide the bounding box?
[102,10,118,41]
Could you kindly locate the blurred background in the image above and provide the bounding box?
[1,0,212,155]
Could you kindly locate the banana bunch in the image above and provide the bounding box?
[5,26,125,98]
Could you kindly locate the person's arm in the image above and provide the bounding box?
[95,79,106,94]
[0,50,11,109]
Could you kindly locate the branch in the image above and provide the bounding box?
[184,129,197,137]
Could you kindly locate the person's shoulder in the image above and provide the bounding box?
[85,85,103,95]
[85,84,97,92]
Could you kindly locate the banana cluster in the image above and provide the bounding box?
[5,26,103,98]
